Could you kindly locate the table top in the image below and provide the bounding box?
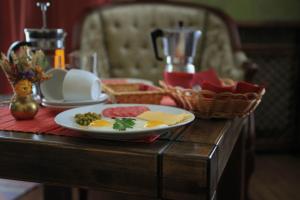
[0,94,246,199]
[0,109,245,200]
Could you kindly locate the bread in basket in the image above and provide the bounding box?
[160,80,265,119]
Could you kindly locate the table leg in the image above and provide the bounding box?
[245,114,255,200]
[44,185,72,200]
[79,188,88,200]
[217,124,246,200]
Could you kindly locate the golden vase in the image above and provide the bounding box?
[9,94,39,120]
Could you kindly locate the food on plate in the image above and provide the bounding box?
[113,118,136,131]
[144,120,167,128]
[73,106,192,131]
[102,106,150,118]
[74,112,101,126]
[137,111,193,126]
[88,117,167,131]
[89,119,112,128]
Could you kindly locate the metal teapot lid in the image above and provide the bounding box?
[25,28,65,39]
[25,2,66,40]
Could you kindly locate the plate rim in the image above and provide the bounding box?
[54,103,195,136]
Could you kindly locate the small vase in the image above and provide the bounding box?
[9,94,39,120]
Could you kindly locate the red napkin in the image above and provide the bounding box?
[192,69,236,93]
[0,107,160,143]
[163,68,235,93]
[235,81,264,94]
[191,68,222,86]
[164,68,264,94]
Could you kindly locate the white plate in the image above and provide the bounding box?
[102,78,153,85]
[42,93,108,106]
[54,104,195,139]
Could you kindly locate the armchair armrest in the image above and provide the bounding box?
[242,61,258,82]
[234,51,258,82]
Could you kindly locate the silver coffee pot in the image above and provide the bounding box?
[151,22,201,73]
[7,2,66,68]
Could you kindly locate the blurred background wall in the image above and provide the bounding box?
[189,0,300,22]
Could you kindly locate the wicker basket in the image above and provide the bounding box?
[102,83,165,104]
[160,81,265,119]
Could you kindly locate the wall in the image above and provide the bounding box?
[190,0,300,22]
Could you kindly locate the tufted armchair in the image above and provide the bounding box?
[75,0,256,83]
[74,1,257,198]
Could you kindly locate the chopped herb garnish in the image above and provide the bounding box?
[113,118,136,131]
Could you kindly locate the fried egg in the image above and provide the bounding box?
[87,118,167,131]
[89,119,112,127]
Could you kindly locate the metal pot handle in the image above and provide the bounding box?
[151,29,164,61]
[7,41,32,63]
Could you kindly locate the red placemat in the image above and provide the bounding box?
[0,107,160,143]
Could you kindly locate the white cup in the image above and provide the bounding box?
[62,69,101,101]
[40,68,67,101]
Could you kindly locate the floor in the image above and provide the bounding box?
[249,154,300,200]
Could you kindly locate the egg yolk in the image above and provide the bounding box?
[89,120,111,127]
[144,120,166,128]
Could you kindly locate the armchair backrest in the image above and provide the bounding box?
[77,1,244,83]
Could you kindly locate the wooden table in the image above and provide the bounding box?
[0,110,247,200]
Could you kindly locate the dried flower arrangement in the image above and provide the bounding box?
[0,46,51,97]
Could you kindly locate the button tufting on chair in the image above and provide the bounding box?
[141,42,148,49]
[150,22,157,28]
[114,21,121,29]
[133,21,138,28]
[188,21,193,26]
[124,42,130,49]
[169,20,175,27]
[89,23,97,31]
[135,63,140,69]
